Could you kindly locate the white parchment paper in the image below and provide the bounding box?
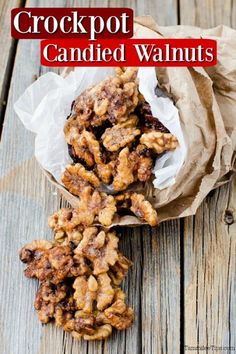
[14,67,187,190]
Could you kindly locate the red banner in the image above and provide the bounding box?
[40,38,217,67]
[11,8,133,40]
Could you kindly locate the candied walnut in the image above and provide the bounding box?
[54,305,74,327]
[115,67,138,83]
[90,113,109,127]
[73,89,95,127]
[20,240,52,263]
[113,147,136,191]
[80,130,103,165]
[87,189,117,226]
[62,163,100,196]
[96,273,116,310]
[101,125,140,152]
[113,287,126,302]
[34,282,68,323]
[95,76,139,124]
[54,291,77,327]
[70,68,139,129]
[140,131,178,154]
[61,169,89,197]
[136,156,153,181]
[64,128,116,185]
[75,227,119,274]
[54,227,83,246]
[49,196,96,229]
[64,310,95,337]
[116,114,139,128]
[49,187,116,228]
[94,97,109,116]
[79,131,116,183]
[129,144,154,182]
[75,188,117,227]
[64,114,83,142]
[104,300,134,330]
[73,275,97,313]
[109,252,133,285]
[97,193,117,226]
[68,188,97,227]
[130,193,159,226]
[20,240,88,284]
[68,310,112,340]
[48,208,79,232]
[73,273,115,312]
[82,324,112,340]
[49,188,117,228]
[20,240,54,282]
[66,311,112,340]
[138,102,170,133]
[96,160,116,185]
[64,124,94,167]
[112,145,153,190]
[115,193,132,210]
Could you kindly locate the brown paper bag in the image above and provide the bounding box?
[43,17,236,225]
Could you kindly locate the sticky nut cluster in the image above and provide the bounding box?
[61,68,178,227]
[20,217,133,341]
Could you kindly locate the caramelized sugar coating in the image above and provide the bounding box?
[75,227,119,275]
[130,193,159,226]
[140,131,178,154]
[73,273,115,312]
[109,252,133,286]
[113,147,136,191]
[20,240,89,284]
[62,163,100,197]
[103,299,134,330]
[49,188,117,228]
[62,70,178,227]
[102,126,141,152]
[20,224,134,341]
[34,281,76,324]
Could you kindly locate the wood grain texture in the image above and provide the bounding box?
[0,0,23,132]
[0,0,181,354]
[0,0,235,354]
[180,0,234,27]
[179,3,236,353]
[183,182,236,353]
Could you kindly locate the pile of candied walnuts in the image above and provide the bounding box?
[20,214,133,341]
[61,67,178,227]
[20,67,179,341]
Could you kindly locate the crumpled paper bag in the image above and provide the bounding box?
[129,16,236,223]
[18,16,236,226]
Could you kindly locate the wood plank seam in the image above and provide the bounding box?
[180,218,185,353]
[0,0,26,139]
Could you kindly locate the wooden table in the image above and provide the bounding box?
[0,1,235,353]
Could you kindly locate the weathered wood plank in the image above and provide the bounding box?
[0,0,23,133]
[0,1,69,354]
[180,0,233,27]
[133,3,181,353]
[183,183,236,352]
[0,1,180,354]
[232,0,236,28]
[179,3,236,352]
